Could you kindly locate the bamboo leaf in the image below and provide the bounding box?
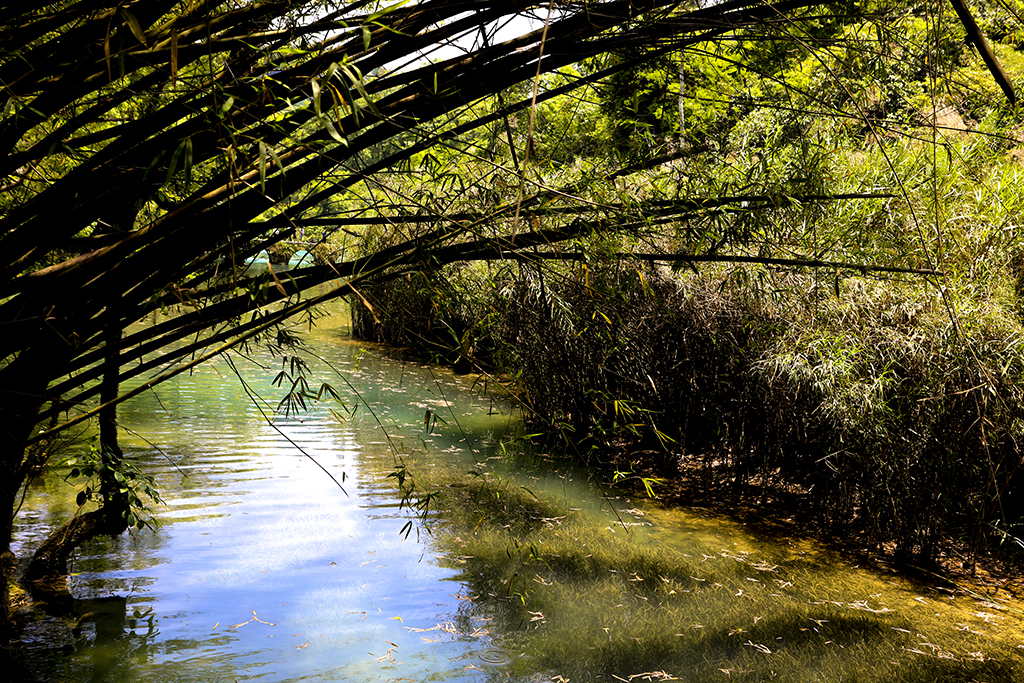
[324,62,339,83]
[311,78,322,119]
[170,27,178,87]
[325,82,343,116]
[120,9,148,47]
[326,82,351,129]
[368,0,410,22]
[337,62,372,108]
[362,25,371,52]
[334,78,360,122]
[143,149,166,180]
[164,140,184,185]
[259,140,267,193]
[183,137,193,184]
[104,25,112,81]
[266,260,288,296]
[164,137,193,186]
[346,282,379,323]
[323,118,345,144]
[267,146,285,175]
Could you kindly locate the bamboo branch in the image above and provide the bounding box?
[948,0,1016,105]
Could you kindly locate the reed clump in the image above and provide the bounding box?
[357,250,1024,565]
[496,260,1024,564]
[350,267,496,372]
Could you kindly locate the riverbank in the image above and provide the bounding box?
[346,319,1024,604]
[350,252,1024,571]
[596,441,1024,604]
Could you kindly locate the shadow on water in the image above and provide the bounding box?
[3,592,156,683]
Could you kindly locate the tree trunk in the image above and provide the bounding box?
[26,320,128,594]
[0,491,18,632]
[24,506,128,592]
[0,342,58,630]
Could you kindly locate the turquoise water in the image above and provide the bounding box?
[11,315,524,681]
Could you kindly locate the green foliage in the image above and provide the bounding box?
[359,131,1024,558]
[272,354,343,417]
[351,264,500,371]
[531,68,613,164]
[681,41,745,144]
[58,442,164,531]
[388,463,444,538]
[602,49,683,159]
[611,463,666,498]
[950,40,1024,120]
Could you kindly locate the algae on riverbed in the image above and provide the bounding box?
[407,456,1024,682]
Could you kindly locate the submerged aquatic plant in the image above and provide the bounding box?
[405,457,1024,682]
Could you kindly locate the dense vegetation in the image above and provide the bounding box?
[348,1,1024,566]
[2,0,1023,639]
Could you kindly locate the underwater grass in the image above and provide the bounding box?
[395,457,1024,682]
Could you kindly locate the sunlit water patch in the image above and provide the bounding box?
[7,314,1024,682]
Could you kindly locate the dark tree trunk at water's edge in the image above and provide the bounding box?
[26,322,129,596]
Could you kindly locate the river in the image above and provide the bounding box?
[7,308,1024,682]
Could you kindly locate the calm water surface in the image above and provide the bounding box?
[9,313,1024,682]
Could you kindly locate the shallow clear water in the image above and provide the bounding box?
[11,314,520,682]
[8,312,1024,682]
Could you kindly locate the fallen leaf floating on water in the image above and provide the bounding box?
[404,621,464,635]
[227,610,275,629]
[626,671,679,681]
